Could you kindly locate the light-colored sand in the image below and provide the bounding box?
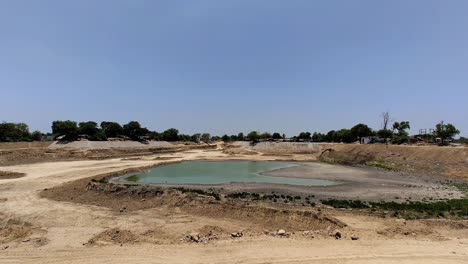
[48,140,174,149]
[0,148,467,263]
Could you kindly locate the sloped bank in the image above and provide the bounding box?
[40,169,346,232]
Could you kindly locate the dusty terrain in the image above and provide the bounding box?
[0,143,467,263]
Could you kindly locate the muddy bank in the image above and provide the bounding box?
[227,142,468,179]
[40,170,347,232]
[108,161,464,202]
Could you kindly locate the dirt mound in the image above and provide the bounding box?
[42,174,347,234]
[87,228,139,246]
[0,171,25,179]
[320,144,468,179]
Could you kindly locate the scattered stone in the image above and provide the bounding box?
[22,238,31,242]
[1,246,8,250]
[302,231,310,236]
[119,207,126,213]
[351,235,359,240]
[277,229,286,236]
[189,232,200,242]
[140,198,146,202]
[333,229,342,239]
[231,231,243,238]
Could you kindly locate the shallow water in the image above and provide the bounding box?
[126,161,336,186]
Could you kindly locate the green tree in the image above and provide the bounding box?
[0,122,32,142]
[260,132,272,139]
[297,132,311,141]
[147,131,161,141]
[377,129,393,142]
[334,129,353,143]
[201,133,211,142]
[247,131,260,140]
[434,121,460,145]
[350,124,373,143]
[312,132,326,142]
[272,132,282,139]
[325,130,336,142]
[31,130,42,141]
[191,133,201,142]
[52,120,79,140]
[237,132,245,141]
[100,121,123,138]
[161,128,179,141]
[392,121,411,144]
[123,121,148,140]
[78,121,99,138]
[221,134,230,141]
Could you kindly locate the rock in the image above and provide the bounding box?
[231,231,243,238]
[351,235,359,240]
[303,231,310,236]
[277,229,286,236]
[333,230,341,239]
[189,232,200,242]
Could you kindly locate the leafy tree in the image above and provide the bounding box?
[377,129,393,142]
[178,134,191,141]
[100,121,123,138]
[230,135,238,141]
[350,123,373,143]
[52,120,79,140]
[147,131,161,141]
[312,132,326,142]
[0,122,32,142]
[325,130,336,142]
[201,133,211,142]
[247,131,260,140]
[297,132,311,141]
[190,133,201,142]
[272,132,282,139]
[161,128,179,141]
[434,121,460,145]
[260,132,272,139]
[392,121,411,144]
[334,129,354,143]
[123,121,148,140]
[78,121,99,138]
[221,134,230,141]
[237,132,245,141]
[31,130,42,141]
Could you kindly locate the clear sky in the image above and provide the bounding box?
[1,0,467,136]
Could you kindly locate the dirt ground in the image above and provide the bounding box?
[0,145,467,263]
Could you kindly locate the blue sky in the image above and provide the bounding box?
[1,0,467,136]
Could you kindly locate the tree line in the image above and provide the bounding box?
[0,119,462,145]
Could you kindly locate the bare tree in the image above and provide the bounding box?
[381,112,390,130]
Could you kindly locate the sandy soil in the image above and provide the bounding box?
[0,148,467,263]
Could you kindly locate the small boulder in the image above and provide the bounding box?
[277,229,286,236]
[333,230,341,239]
[231,231,243,238]
[189,232,200,242]
[351,235,359,240]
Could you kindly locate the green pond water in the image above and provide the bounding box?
[126,161,336,186]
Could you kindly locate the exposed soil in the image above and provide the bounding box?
[0,171,25,179]
[0,144,467,263]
